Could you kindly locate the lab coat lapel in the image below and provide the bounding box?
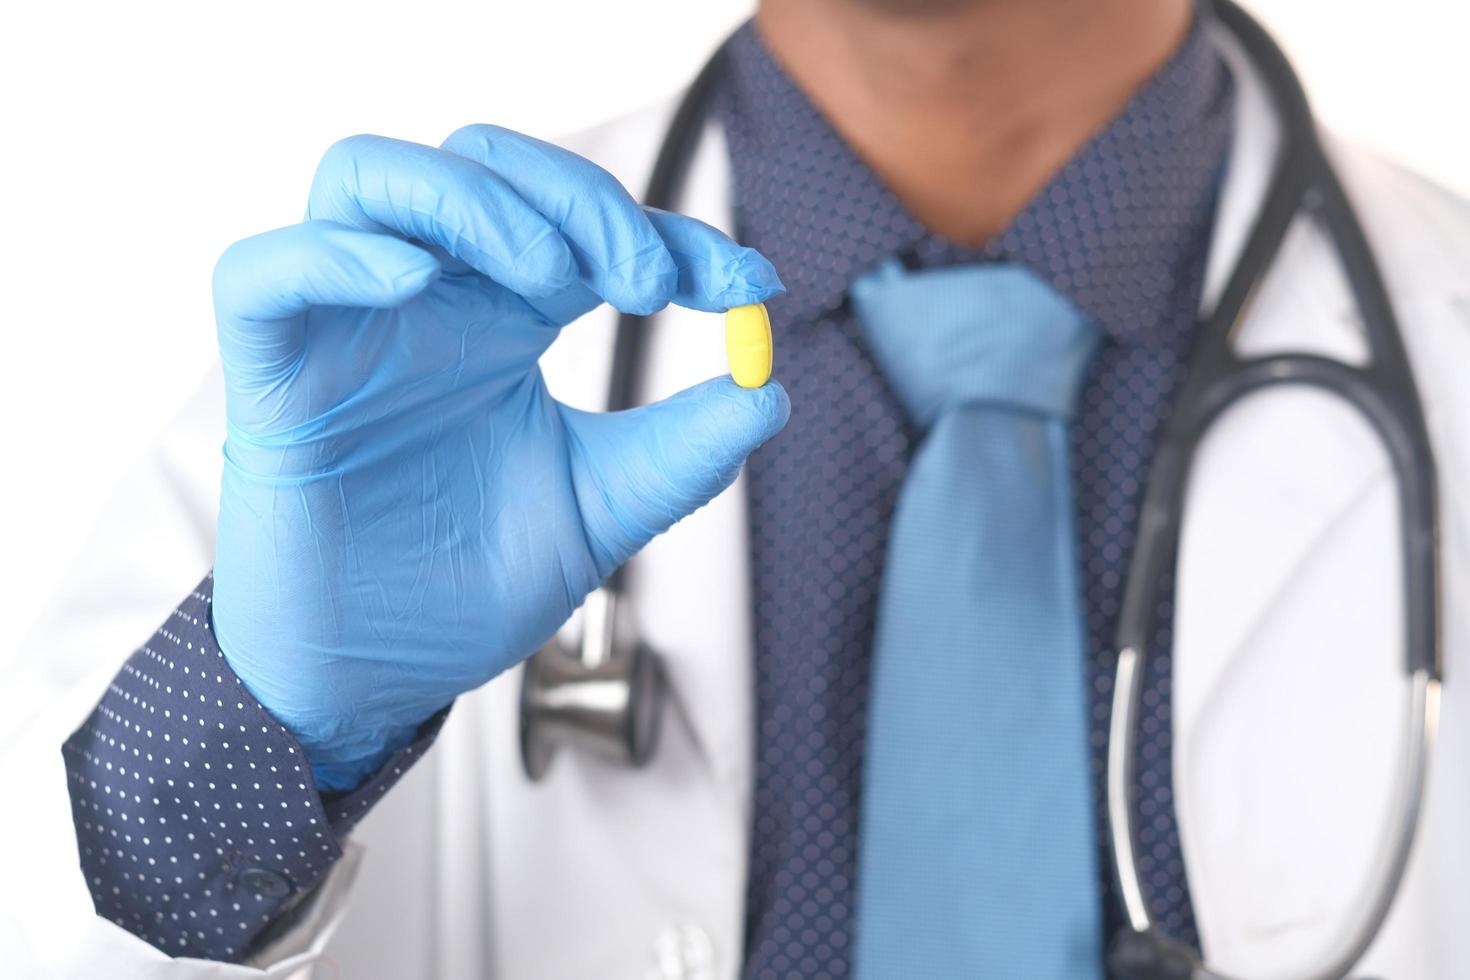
[1170,24,1413,974]
[1179,22,1379,699]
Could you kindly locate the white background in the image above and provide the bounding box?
[1,0,1466,658]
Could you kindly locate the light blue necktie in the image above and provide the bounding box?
[851,259,1104,979]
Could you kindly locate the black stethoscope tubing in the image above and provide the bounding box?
[1105,3,1442,978]
[1118,0,1439,683]
[600,44,732,597]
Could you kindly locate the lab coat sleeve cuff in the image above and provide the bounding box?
[60,574,446,963]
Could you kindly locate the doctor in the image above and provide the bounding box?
[4,0,1470,976]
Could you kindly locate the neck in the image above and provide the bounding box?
[754,0,1194,245]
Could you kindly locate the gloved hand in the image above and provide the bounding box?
[211,125,788,791]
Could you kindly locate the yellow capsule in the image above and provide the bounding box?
[725,303,773,389]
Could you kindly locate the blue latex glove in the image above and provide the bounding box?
[211,126,788,790]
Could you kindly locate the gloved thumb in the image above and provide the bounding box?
[563,376,791,577]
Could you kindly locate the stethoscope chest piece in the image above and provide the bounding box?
[1108,927,1205,980]
[519,587,665,781]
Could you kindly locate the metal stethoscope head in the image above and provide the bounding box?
[519,586,665,781]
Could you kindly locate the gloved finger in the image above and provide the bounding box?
[560,376,791,577]
[306,134,579,299]
[441,125,781,316]
[213,220,440,381]
[643,207,784,312]
[439,124,673,315]
[506,206,788,328]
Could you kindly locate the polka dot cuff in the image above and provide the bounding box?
[62,574,445,962]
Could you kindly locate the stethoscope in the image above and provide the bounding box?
[518,2,1443,978]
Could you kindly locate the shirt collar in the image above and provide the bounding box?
[714,13,1235,343]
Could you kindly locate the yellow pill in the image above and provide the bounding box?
[725,303,773,389]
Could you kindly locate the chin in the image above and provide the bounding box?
[849,0,999,14]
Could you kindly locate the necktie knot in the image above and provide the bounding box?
[850,259,1099,431]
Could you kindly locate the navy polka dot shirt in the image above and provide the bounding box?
[716,15,1234,978]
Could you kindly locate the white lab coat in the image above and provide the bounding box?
[4,22,1470,980]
